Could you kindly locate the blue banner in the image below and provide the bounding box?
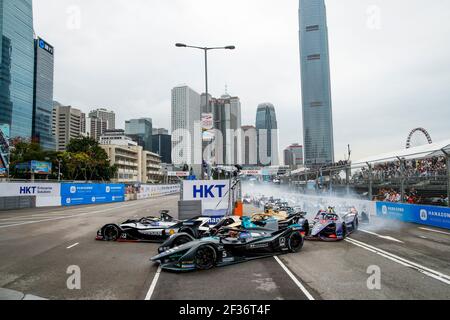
[376,202,450,230]
[61,183,125,206]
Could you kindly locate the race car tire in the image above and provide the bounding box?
[353,218,359,231]
[288,232,304,253]
[341,225,347,239]
[173,235,193,247]
[103,225,121,241]
[194,245,217,270]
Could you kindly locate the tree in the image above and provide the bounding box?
[61,137,117,181]
[9,137,117,181]
[9,141,58,179]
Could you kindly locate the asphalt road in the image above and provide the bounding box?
[0,196,449,300]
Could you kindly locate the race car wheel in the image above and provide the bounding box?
[194,245,217,270]
[103,225,121,241]
[288,232,304,253]
[173,235,193,247]
[341,225,347,239]
[353,218,359,231]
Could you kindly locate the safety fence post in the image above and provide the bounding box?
[398,157,406,203]
[367,162,373,201]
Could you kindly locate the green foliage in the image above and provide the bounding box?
[10,137,117,181]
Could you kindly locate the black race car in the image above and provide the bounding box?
[151,224,305,272]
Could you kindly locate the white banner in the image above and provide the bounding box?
[137,184,180,200]
[183,180,230,216]
[0,183,60,197]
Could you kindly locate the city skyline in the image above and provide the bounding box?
[33,0,450,161]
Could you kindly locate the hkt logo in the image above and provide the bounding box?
[19,186,37,194]
[420,209,428,221]
[193,184,226,199]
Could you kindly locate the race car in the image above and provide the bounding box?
[306,207,359,241]
[151,223,305,272]
[95,211,210,243]
[96,210,180,242]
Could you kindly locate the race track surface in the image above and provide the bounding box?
[0,196,449,300]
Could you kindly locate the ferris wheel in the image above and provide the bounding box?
[406,128,433,149]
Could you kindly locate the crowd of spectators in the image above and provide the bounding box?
[374,188,421,203]
[354,156,447,182]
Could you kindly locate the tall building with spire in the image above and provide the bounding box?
[299,0,335,167]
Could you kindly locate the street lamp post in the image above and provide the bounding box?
[175,43,235,180]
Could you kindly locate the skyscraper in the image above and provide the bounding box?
[32,37,55,150]
[125,118,153,151]
[53,103,85,151]
[284,143,304,168]
[152,132,172,164]
[0,0,35,139]
[209,93,242,165]
[171,85,201,168]
[256,103,279,166]
[88,108,116,130]
[299,0,335,166]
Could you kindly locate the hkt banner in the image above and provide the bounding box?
[183,180,231,224]
[61,183,125,206]
[0,183,60,197]
[376,202,450,230]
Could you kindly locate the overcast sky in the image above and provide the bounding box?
[34,0,450,162]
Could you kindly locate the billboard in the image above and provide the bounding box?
[61,183,125,206]
[15,161,52,174]
[376,202,450,230]
[183,180,231,224]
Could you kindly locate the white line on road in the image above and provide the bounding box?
[67,243,79,249]
[418,227,450,236]
[145,266,162,301]
[274,256,315,300]
[345,238,450,285]
[359,229,404,243]
[0,207,126,229]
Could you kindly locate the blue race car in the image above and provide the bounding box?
[306,207,359,241]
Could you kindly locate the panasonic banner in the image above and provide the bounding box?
[61,183,125,206]
[376,202,450,230]
[183,180,230,224]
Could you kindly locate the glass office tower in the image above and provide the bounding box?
[0,0,35,139]
[125,118,153,152]
[256,103,279,166]
[33,38,55,150]
[299,0,335,166]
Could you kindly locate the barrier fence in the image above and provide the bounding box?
[0,182,180,210]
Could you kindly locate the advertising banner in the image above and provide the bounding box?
[0,183,61,208]
[167,171,190,177]
[183,180,231,223]
[61,183,125,206]
[137,184,181,200]
[0,183,60,197]
[376,202,450,230]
